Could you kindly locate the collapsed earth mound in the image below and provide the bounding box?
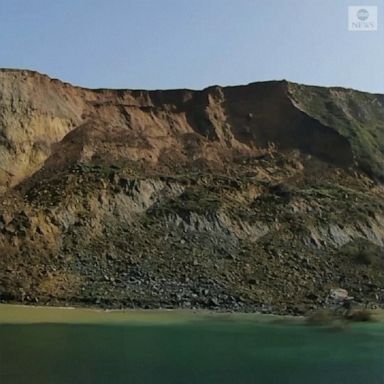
[0,69,383,314]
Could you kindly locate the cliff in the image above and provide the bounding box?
[0,69,383,314]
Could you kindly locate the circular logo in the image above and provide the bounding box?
[357,8,369,21]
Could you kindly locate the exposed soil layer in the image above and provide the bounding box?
[0,69,383,315]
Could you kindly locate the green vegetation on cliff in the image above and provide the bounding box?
[288,83,384,181]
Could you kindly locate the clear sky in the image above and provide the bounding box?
[0,0,383,92]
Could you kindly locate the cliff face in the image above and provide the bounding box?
[0,69,383,314]
[3,69,383,191]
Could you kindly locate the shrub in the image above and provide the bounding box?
[347,309,374,322]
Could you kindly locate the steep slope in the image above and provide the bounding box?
[0,69,383,314]
[288,83,384,180]
[2,69,383,191]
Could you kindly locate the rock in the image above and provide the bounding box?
[210,297,219,306]
[306,293,318,301]
[0,213,13,227]
[328,288,353,302]
[4,224,16,234]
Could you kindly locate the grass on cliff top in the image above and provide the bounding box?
[288,83,384,181]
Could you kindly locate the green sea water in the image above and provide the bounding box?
[0,306,383,384]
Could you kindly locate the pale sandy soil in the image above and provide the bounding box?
[0,303,302,325]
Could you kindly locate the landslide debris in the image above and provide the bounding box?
[0,69,383,314]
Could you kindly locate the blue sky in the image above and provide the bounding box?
[0,0,383,92]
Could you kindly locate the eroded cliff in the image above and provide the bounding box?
[0,69,383,314]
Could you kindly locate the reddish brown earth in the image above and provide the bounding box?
[0,69,383,314]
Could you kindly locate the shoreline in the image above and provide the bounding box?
[0,303,305,325]
[1,303,383,326]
